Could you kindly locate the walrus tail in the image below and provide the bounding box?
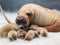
[0,5,11,23]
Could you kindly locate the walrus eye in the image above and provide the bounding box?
[26,13,31,16]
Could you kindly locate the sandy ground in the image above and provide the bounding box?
[0,10,60,45]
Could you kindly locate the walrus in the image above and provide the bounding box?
[16,3,60,32]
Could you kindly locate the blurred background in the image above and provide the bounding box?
[0,1,60,45]
[0,0,60,12]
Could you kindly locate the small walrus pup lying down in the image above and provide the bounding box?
[16,3,60,32]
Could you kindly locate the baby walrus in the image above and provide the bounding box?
[30,25,48,37]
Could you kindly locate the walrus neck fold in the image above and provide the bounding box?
[30,4,58,26]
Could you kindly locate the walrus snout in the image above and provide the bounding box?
[16,17,27,25]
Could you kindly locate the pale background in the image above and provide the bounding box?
[0,0,60,45]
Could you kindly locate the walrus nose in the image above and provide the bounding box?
[16,17,27,25]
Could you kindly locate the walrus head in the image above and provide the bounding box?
[16,9,34,26]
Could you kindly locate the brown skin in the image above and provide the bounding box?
[44,18,60,32]
[17,29,27,39]
[25,30,38,40]
[8,30,17,41]
[0,23,19,37]
[30,25,48,37]
[30,24,39,30]
[16,3,60,32]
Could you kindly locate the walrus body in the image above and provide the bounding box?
[19,4,59,26]
[16,3,60,32]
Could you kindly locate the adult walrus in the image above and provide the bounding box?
[16,3,60,32]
